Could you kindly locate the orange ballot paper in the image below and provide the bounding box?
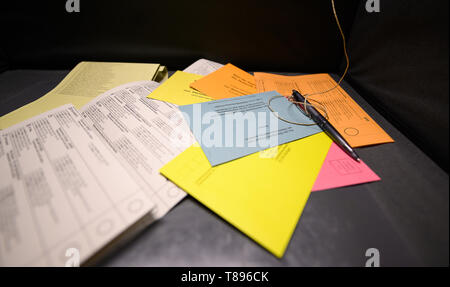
[253,72,394,147]
[312,143,381,191]
[190,63,257,99]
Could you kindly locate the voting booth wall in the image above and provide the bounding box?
[1,0,447,170]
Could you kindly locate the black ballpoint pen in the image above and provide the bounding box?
[292,89,361,162]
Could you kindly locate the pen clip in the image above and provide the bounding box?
[289,91,311,119]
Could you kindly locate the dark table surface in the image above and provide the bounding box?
[1,69,448,267]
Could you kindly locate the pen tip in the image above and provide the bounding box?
[356,158,361,162]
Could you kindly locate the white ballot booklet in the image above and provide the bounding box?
[183,58,224,76]
[0,81,193,266]
[80,81,193,218]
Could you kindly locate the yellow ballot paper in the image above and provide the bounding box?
[0,61,165,129]
[160,133,332,258]
[147,71,213,105]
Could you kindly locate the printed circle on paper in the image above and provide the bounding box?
[96,219,114,236]
[344,127,359,136]
[167,187,180,198]
[128,198,144,213]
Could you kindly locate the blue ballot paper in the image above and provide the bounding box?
[178,91,322,166]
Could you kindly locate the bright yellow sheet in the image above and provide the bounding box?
[147,71,213,105]
[160,133,332,258]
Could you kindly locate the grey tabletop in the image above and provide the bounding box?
[1,70,448,267]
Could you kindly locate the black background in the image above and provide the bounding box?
[1,0,447,170]
[0,0,358,72]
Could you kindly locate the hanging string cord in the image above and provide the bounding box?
[268,0,350,125]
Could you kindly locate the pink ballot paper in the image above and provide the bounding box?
[312,143,381,191]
